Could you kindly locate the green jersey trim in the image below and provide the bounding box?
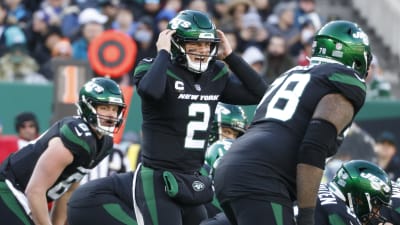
[60,124,91,154]
[328,213,347,225]
[212,65,228,82]
[134,64,150,76]
[329,73,366,92]
[103,203,137,225]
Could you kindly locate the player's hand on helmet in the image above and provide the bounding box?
[217,29,232,59]
[156,29,176,53]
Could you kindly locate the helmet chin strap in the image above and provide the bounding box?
[185,54,212,73]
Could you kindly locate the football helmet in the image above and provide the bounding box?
[77,77,126,136]
[167,10,220,73]
[330,160,392,224]
[208,103,248,145]
[311,20,372,77]
[205,139,233,177]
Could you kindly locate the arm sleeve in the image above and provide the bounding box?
[223,52,268,97]
[59,123,91,165]
[133,50,171,100]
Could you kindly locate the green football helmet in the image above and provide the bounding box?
[330,160,392,224]
[208,103,248,145]
[167,10,220,73]
[77,77,126,136]
[205,138,233,177]
[312,20,372,77]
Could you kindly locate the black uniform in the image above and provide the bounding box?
[131,50,267,225]
[0,116,113,225]
[381,182,400,225]
[214,63,366,225]
[314,183,361,225]
[68,172,136,225]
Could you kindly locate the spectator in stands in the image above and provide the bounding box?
[297,20,316,66]
[294,0,324,30]
[219,0,251,34]
[186,0,209,13]
[242,45,265,74]
[98,0,120,29]
[59,2,80,39]
[261,34,296,84]
[0,26,47,83]
[238,10,269,51]
[265,1,301,56]
[33,26,64,70]
[155,8,177,33]
[133,16,156,67]
[40,38,72,80]
[4,0,31,28]
[14,111,40,149]
[374,131,400,181]
[111,4,137,37]
[39,0,67,27]
[0,2,10,57]
[72,8,107,60]
[366,54,393,99]
[252,0,273,22]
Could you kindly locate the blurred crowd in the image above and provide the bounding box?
[0,0,393,98]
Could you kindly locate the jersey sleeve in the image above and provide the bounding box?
[327,70,366,113]
[59,121,94,165]
[132,50,171,100]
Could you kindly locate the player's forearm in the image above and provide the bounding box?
[50,199,67,225]
[223,53,267,97]
[296,163,323,225]
[297,163,323,208]
[26,192,52,225]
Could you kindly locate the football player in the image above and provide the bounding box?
[380,180,400,225]
[0,77,126,225]
[214,20,372,225]
[208,102,248,146]
[131,9,267,225]
[315,160,392,225]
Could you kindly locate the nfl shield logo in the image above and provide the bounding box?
[194,84,201,91]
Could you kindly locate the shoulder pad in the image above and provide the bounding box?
[133,57,154,77]
[211,60,229,82]
[60,120,94,155]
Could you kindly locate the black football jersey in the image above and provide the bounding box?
[215,63,366,204]
[381,182,400,224]
[315,183,361,225]
[0,116,113,201]
[133,52,265,172]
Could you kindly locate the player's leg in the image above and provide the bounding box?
[67,173,136,225]
[0,181,34,225]
[222,198,296,225]
[200,212,232,225]
[182,204,208,225]
[133,165,183,225]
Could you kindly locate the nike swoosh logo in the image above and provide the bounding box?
[74,127,82,136]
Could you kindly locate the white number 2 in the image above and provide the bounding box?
[185,103,210,149]
[265,73,310,121]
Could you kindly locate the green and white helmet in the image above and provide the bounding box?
[330,160,392,224]
[208,103,248,145]
[77,77,126,136]
[205,138,233,177]
[311,20,372,77]
[167,10,220,73]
